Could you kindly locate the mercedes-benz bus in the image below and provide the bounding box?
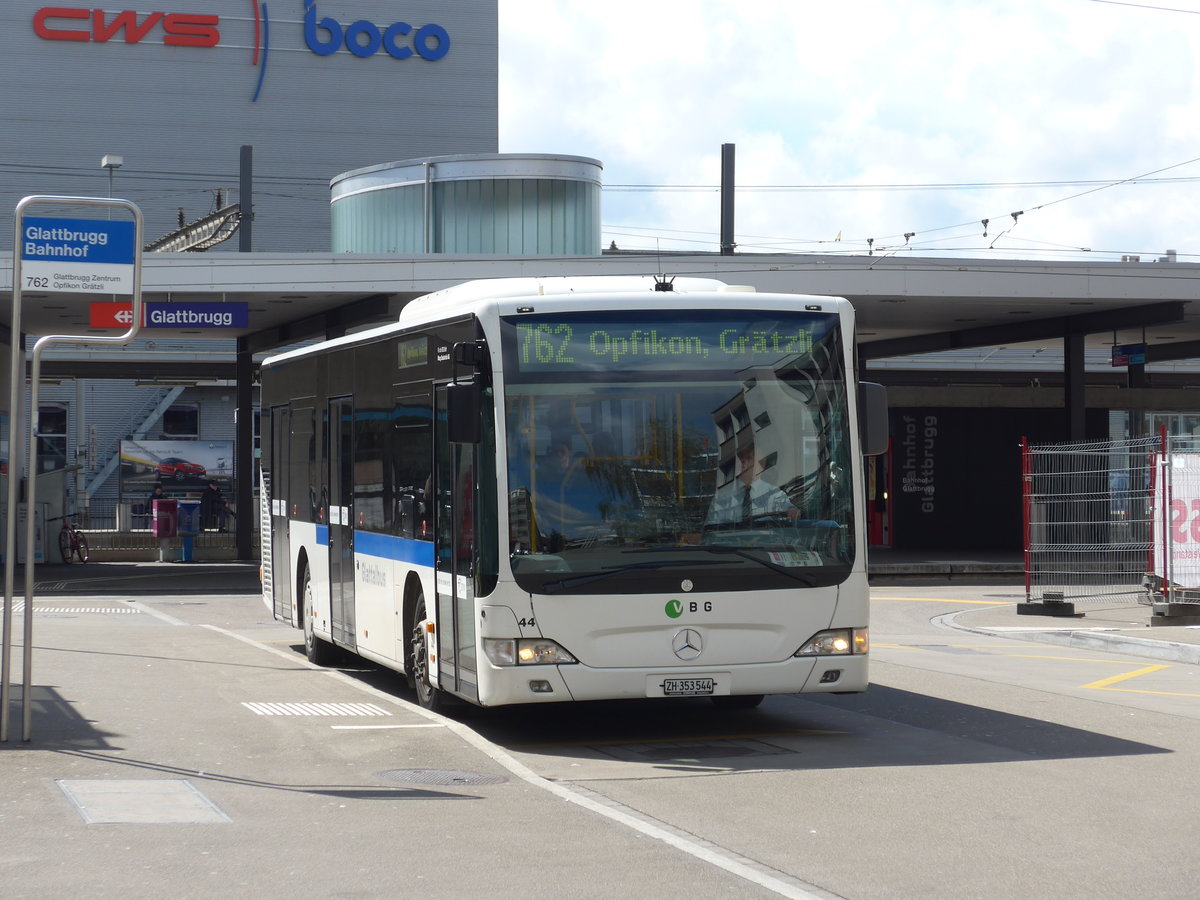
[259,276,886,710]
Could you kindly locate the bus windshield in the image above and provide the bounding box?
[500,309,855,594]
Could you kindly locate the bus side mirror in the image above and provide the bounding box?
[858,381,888,456]
[447,380,482,444]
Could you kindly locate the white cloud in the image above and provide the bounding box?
[499,0,1200,259]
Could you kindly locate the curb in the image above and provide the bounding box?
[938,609,1200,666]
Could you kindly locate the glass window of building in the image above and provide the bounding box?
[163,404,200,438]
[38,402,68,472]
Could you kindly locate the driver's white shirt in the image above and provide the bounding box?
[705,478,792,525]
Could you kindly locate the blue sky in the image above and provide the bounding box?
[499,0,1200,260]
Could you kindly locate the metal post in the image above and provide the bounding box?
[1021,436,1031,601]
[423,162,433,254]
[3,195,143,742]
[239,145,253,252]
[1160,424,1169,601]
[719,143,735,256]
[1,218,28,744]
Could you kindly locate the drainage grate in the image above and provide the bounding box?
[58,779,231,824]
[242,701,392,717]
[376,769,507,786]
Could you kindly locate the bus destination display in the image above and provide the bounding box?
[507,313,832,373]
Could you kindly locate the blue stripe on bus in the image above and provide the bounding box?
[316,524,329,546]
[355,531,435,567]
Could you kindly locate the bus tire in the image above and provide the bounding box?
[711,694,765,710]
[302,566,338,666]
[409,593,446,712]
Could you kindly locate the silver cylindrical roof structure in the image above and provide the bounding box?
[331,153,602,255]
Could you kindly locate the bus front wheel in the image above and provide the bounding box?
[302,567,338,666]
[409,594,446,712]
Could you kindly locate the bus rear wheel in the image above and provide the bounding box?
[409,594,446,712]
[302,567,338,666]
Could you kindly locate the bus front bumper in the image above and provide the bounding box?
[474,654,867,706]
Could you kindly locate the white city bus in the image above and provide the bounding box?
[260,276,886,710]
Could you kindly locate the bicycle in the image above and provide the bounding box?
[57,516,90,564]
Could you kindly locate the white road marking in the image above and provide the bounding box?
[205,623,832,900]
[241,701,391,716]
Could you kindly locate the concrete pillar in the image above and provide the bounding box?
[1064,331,1086,440]
[235,338,254,561]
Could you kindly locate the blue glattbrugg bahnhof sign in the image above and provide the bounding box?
[21,216,135,264]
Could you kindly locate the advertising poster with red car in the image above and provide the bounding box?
[120,439,234,499]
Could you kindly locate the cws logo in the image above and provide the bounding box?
[32,7,219,46]
[32,2,452,102]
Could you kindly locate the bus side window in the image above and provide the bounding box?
[394,393,434,540]
[398,487,427,539]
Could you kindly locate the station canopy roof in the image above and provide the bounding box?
[3,250,1198,377]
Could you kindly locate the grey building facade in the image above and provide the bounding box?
[0,1,499,251]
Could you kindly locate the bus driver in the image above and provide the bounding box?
[705,444,798,527]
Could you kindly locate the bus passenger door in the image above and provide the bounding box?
[327,396,356,649]
[433,385,479,703]
[269,404,292,622]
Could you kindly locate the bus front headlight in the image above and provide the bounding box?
[794,627,868,657]
[483,638,578,666]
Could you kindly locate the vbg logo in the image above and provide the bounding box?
[304,1,450,60]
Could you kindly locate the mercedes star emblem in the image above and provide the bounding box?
[672,628,703,661]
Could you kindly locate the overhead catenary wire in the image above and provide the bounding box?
[606,154,1200,259]
[5,151,1199,263]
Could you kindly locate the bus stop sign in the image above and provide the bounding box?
[20,216,136,295]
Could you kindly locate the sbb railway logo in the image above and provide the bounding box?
[32,2,452,102]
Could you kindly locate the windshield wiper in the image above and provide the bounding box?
[541,558,725,593]
[686,545,821,586]
[540,544,826,592]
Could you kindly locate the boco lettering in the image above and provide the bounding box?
[304,1,450,60]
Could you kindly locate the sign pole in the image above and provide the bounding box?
[1,203,30,743]
[3,195,142,742]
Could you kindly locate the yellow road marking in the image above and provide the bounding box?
[876,624,1200,696]
[1003,654,1157,664]
[873,643,1048,650]
[871,596,1010,605]
[1081,664,1200,696]
[1081,664,1170,691]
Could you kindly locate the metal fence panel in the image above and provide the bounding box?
[1024,435,1157,604]
[1150,438,1200,602]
